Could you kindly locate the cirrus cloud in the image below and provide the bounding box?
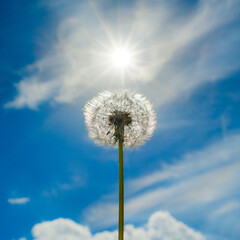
[5,0,240,109]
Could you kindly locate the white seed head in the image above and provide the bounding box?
[83,90,156,148]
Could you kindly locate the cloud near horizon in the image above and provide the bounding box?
[32,210,205,240]
[5,0,240,109]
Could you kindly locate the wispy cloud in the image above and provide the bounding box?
[32,210,205,240]
[83,133,240,237]
[8,197,30,205]
[211,201,240,217]
[5,0,240,109]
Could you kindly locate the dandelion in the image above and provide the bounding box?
[84,89,156,240]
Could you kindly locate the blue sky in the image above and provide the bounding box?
[1,0,240,239]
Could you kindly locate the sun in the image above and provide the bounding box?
[112,48,132,69]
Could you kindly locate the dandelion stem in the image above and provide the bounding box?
[118,138,124,240]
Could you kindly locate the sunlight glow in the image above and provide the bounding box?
[112,48,132,68]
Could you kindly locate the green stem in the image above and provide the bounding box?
[118,139,124,240]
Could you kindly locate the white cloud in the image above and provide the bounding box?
[32,218,91,240]
[5,78,56,110]
[8,197,30,205]
[32,211,205,240]
[147,211,204,240]
[5,0,240,109]
[83,133,240,238]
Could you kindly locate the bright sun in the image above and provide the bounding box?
[112,48,132,68]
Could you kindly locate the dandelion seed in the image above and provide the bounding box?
[84,89,156,148]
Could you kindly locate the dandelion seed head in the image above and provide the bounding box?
[83,90,156,148]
